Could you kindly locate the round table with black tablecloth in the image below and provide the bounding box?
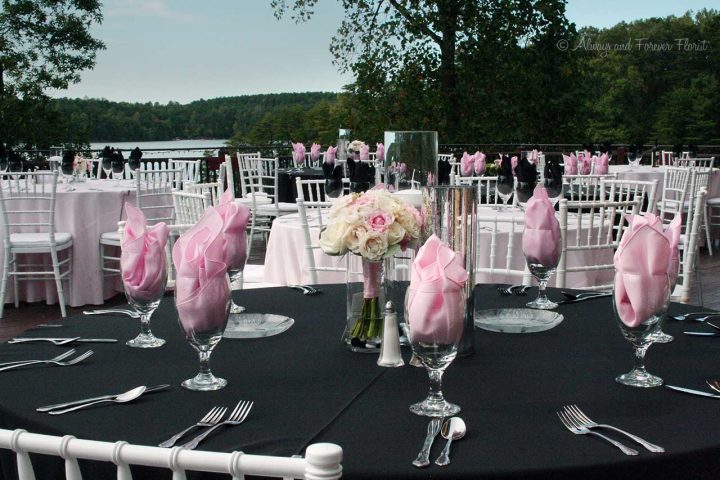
[0,285,719,479]
[276,167,325,203]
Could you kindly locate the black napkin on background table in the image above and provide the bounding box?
[322,161,344,198]
[515,157,537,184]
[346,158,374,193]
[437,158,451,185]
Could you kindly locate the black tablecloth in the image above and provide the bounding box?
[1,285,720,479]
[276,168,325,203]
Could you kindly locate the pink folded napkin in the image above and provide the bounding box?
[527,149,539,164]
[522,185,561,267]
[473,151,486,175]
[595,153,609,174]
[406,235,469,345]
[215,188,250,271]
[563,154,578,175]
[360,144,370,161]
[325,146,337,164]
[511,156,519,176]
[172,209,230,336]
[397,162,407,174]
[121,204,169,302]
[310,143,321,162]
[460,152,473,176]
[579,153,592,175]
[293,142,306,166]
[376,143,385,162]
[614,213,674,327]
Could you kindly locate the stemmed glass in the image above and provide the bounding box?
[176,276,231,391]
[128,158,141,179]
[228,268,245,314]
[101,157,112,180]
[111,158,125,185]
[524,249,560,310]
[496,175,514,211]
[8,159,22,181]
[614,272,670,387]
[628,153,642,169]
[405,289,465,417]
[60,162,76,191]
[514,180,536,210]
[0,157,8,177]
[124,269,167,348]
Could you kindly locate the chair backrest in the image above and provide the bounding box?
[438,153,454,162]
[676,157,715,170]
[172,189,211,225]
[600,178,659,215]
[674,187,707,303]
[183,164,226,207]
[234,152,261,199]
[557,198,642,290]
[169,159,202,184]
[297,198,347,285]
[0,171,59,244]
[295,178,331,229]
[659,150,674,166]
[658,167,693,223]
[474,212,532,285]
[0,427,342,480]
[453,175,501,205]
[562,174,618,202]
[135,167,184,225]
[240,156,280,206]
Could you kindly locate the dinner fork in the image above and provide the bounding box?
[0,349,77,368]
[498,284,522,296]
[158,406,227,448]
[706,379,720,394]
[83,309,141,318]
[562,405,664,452]
[557,411,638,455]
[667,312,720,322]
[516,285,532,296]
[0,350,93,372]
[182,400,253,450]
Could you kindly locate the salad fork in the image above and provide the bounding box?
[159,406,227,447]
[562,405,664,452]
[182,400,253,450]
[515,285,532,296]
[0,350,93,372]
[0,349,76,368]
[498,284,522,296]
[557,411,638,455]
[706,379,720,394]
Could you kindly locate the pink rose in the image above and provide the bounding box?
[367,211,394,232]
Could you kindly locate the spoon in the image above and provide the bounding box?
[47,386,147,415]
[667,312,720,322]
[435,417,466,466]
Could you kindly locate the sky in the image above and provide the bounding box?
[54,0,720,105]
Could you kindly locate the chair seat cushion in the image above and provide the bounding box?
[10,232,72,247]
[277,202,299,212]
[707,196,720,206]
[100,231,121,244]
[235,195,272,206]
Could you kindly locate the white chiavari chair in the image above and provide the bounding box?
[673,188,707,303]
[556,198,642,290]
[295,178,332,229]
[676,157,715,170]
[169,159,202,184]
[656,166,693,225]
[0,428,342,480]
[172,190,211,225]
[296,198,347,285]
[474,213,532,286]
[452,175,501,205]
[0,171,73,318]
[600,178,659,215]
[183,164,226,207]
[659,150,675,166]
[562,173,617,202]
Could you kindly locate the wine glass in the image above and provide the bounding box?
[60,161,76,191]
[496,175,514,211]
[544,178,563,207]
[405,288,465,417]
[0,157,8,177]
[8,159,22,182]
[101,157,112,180]
[228,268,245,314]
[124,269,167,348]
[128,158,141,179]
[111,158,125,185]
[524,245,560,310]
[613,272,670,387]
[176,275,231,391]
[628,153,642,169]
[514,180,536,210]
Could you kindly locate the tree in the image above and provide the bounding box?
[272,0,574,142]
[0,0,105,147]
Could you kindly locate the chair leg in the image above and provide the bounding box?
[50,248,67,318]
[12,253,18,309]
[0,247,9,318]
[704,206,713,256]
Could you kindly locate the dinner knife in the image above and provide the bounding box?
[665,385,720,398]
[682,332,720,337]
[557,293,612,304]
[36,384,171,412]
[8,337,118,344]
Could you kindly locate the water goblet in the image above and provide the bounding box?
[101,157,112,180]
[8,159,22,182]
[128,158,141,179]
[228,268,246,314]
[614,273,670,387]
[628,154,642,169]
[60,162,76,191]
[524,251,560,311]
[176,275,231,391]
[111,158,125,185]
[124,270,167,348]
[406,289,465,417]
[514,180,536,210]
[496,175,514,211]
[0,157,8,177]
[544,178,563,207]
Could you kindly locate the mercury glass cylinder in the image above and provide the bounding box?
[424,185,477,356]
[384,131,439,192]
[337,128,351,162]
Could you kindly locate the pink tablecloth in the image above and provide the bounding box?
[1,179,136,307]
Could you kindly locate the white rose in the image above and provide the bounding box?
[319,222,350,256]
[386,222,406,246]
[358,230,388,261]
[347,225,367,254]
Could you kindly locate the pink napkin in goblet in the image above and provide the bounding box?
[376,143,385,162]
[563,154,578,175]
[580,153,592,175]
[527,150,539,164]
[595,153,609,174]
[473,152,486,175]
[522,185,561,267]
[613,213,674,328]
[460,152,473,176]
[310,143,321,162]
[511,156,519,176]
[325,146,337,164]
[360,144,370,161]
[215,188,250,271]
[121,204,169,302]
[292,142,306,166]
[406,235,469,345]
[172,208,230,336]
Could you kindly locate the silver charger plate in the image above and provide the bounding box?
[474,308,563,333]
[223,313,295,339]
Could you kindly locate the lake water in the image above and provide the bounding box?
[89,139,228,159]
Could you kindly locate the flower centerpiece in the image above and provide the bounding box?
[319,187,423,351]
[73,155,89,178]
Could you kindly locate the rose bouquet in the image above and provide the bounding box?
[319,187,423,346]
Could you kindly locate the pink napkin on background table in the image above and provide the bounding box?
[460,152,473,176]
[563,154,578,175]
[473,151,486,175]
[511,156,519,176]
[120,204,169,301]
[527,149,539,164]
[406,235,469,345]
[310,143,321,162]
[614,213,674,327]
[522,185,561,267]
[325,146,337,164]
[216,188,250,271]
[376,143,385,162]
[579,153,592,175]
[360,144,370,161]
[293,142,306,166]
[595,153,609,174]
[172,209,230,336]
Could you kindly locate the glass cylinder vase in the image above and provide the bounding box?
[343,257,387,353]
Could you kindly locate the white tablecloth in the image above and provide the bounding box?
[611,165,720,197]
[1,179,136,307]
